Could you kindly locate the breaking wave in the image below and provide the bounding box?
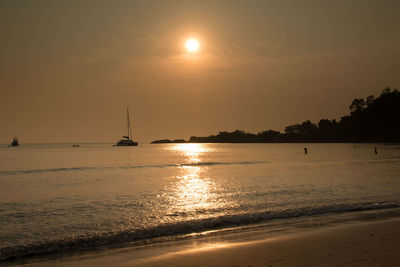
[1,200,399,262]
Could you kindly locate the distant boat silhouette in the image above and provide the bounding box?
[116,107,138,146]
[11,136,19,147]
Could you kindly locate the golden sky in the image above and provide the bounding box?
[1,0,400,143]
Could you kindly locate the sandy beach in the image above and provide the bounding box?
[25,218,400,267]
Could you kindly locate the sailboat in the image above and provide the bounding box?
[11,136,19,147]
[116,107,138,146]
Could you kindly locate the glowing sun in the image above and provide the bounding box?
[186,39,199,52]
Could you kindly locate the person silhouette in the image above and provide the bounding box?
[304,147,308,154]
[374,147,378,154]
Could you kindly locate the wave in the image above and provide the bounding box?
[1,200,400,262]
[0,161,266,176]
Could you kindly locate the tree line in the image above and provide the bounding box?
[186,87,400,143]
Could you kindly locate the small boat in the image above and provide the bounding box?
[11,136,19,147]
[116,107,138,146]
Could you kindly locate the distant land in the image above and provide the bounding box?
[151,87,400,143]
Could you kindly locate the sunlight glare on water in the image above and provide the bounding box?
[163,143,224,218]
[167,143,212,164]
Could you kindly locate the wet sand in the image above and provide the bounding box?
[26,218,400,267]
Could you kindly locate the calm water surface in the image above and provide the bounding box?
[0,143,400,260]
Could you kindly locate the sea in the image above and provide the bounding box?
[1,143,400,263]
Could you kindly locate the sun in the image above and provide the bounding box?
[186,39,199,52]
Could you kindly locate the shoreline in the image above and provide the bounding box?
[21,217,400,267]
[136,218,400,267]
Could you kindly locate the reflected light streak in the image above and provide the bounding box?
[171,143,209,154]
[166,144,222,216]
[150,238,280,261]
[170,143,210,164]
[174,166,216,212]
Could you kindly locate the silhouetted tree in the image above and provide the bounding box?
[256,130,281,142]
[366,95,375,106]
[381,87,391,95]
[299,120,318,135]
[349,98,365,113]
[285,124,301,135]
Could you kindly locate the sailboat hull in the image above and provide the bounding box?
[116,139,138,146]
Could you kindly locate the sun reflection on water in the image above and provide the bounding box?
[174,166,216,211]
[169,143,211,163]
[165,143,223,217]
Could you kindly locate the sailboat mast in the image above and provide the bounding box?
[127,107,131,139]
